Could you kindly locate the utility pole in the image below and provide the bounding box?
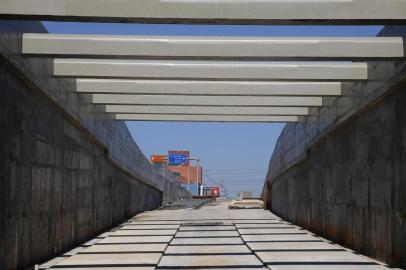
[187,165,190,192]
[187,157,201,196]
[197,158,200,196]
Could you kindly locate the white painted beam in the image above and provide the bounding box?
[77,79,341,96]
[92,95,323,107]
[2,0,406,24]
[23,34,405,59]
[105,105,309,116]
[54,59,368,80]
[114,114,299,122]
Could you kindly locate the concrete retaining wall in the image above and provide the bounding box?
[0,21,190,270]
[264,26,406,268]
[0,20,190,204]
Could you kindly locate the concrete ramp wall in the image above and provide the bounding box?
[0,21,190,270]
[264,26,406,268]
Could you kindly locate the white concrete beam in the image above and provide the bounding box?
[77,79,341,96]
[23,34,405,59]
[2,0,406,24]
[105,105,309,116]
[114,114,299,122]
[54,59,368,80]
[92,95,323,107]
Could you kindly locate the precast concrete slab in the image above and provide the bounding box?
[98,236,173,244]
[63,247,86,256]
[76,79,342,96]
[247,241,345,251]
[93,95,323,107]
[242,234,320,242]
[54,253,161,267]
[39,201,392,270]
[182,221,234,226]
[120,225,180,230]
[238,228,304,234]
[164,245,252,255]
[267,266,388,270]
[53,59,369,80]
[38,256,66,269]
[80,244,167,253]
[233,219,285,224]
[158,266,269,270]
[175,230,240,237]
[171,237,244,245]
[229,211,279,219]
[127,221,182,224]
[82,238,102,246]
[2,0,406,24]
[258,250,375,264]
[157,269,267,270]
[157,254,263,268]
[179,226,236,231]
[114,114,300,123]
[23,34,405,59]
[105,105,310,116]
[236,223,294,229]
[111,229,177,236]
[50,266,155,270]
[97,232,113,238]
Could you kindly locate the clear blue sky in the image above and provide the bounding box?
[43,22,382,198]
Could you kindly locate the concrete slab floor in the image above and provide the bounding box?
[44,201,391,270]
[55,253,161,266]
[158,254,263,268]
[164,245,252,255]
[111,229,178,236]
[81,244,168,253]
[175,230,240,237]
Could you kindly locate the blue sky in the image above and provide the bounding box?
[43,22,382,197]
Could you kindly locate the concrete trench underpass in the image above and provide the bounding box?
[39,200,393,270]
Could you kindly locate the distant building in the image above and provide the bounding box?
[236,191,253,200]
[150,150,203,196]
[169,165,202,185]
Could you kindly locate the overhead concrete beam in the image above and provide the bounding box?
[77,79,342,96]
[114,114,299,122]
[92,95,323,107]
[2,0,406,24]
[105,105,309,116]
[54,59,368,80]
[23,34,405,59]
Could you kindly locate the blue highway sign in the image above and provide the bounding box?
[168,154,187,165]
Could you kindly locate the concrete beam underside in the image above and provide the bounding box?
[114,114,299,122]
[105,105,310,116]
[76,80,342,96]
[2,0,406,24]
[22,34,405,59]
[54,59,369,80]
[91,95,323,107]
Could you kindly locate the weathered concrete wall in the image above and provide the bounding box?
[0,20,189,204]
[0,21,189,270]
[265,26,406,268]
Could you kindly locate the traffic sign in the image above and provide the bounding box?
[168,154,187,165]
[151,155,166,163]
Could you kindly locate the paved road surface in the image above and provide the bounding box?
[40,200,392,270]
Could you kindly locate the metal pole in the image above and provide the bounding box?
[187,165,190,192]
[196,159,200,196]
